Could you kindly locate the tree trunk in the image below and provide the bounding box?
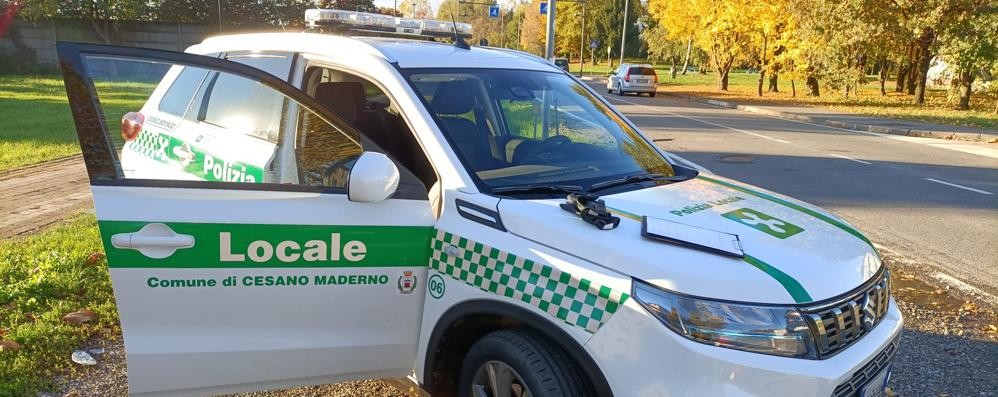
[805,75,820,96]
[681,36,692,75]
[791,80,796,97]
[957,70,975,110]
[906,60,918,95]
[879,59,889,96]
[896,63,908,93]
[913,29,935,105]
[757,70,765,96]
[768,73,779,92]
[671,56,678,78]
[718,68,730,91]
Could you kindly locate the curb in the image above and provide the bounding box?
[664,93,998,143]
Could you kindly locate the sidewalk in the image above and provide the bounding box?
[0,156,92,239]
[664,93,998,143]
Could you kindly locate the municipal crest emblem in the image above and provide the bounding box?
[398,271,418,294]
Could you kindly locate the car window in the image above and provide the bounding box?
[404,68,675,194]
[82,55,364,190]
[158,66,209,117]
[196,54,294,144]
[200,72,285,143]
[628,67,656,75]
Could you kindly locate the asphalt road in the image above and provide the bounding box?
[592,86,998,300]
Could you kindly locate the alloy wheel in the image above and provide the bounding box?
[471,360,533,397]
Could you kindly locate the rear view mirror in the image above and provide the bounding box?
[348,152,400,203]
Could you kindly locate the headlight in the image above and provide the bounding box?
[632,279,818,359]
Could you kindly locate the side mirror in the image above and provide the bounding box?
[348,152,400,203]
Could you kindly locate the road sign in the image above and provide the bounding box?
[539,1,547,14]
[489,5,499,18]
[590,40,599,49]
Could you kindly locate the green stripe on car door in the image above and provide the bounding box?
[698,175,876,250]
[98,221,434,268]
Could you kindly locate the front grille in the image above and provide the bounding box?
[832,334,900,397]
[802,271,891,357]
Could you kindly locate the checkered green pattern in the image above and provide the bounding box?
[429,230,629,333]
[129,130,170,162]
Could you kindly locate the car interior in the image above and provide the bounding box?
[303,66,438,197]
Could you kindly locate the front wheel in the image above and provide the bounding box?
[614,85,623,96]
[458,329,589,397]
[649,92,657,97]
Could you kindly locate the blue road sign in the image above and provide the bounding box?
[539,1,547,14]
[489,5,499,17]
[590,40,599,49]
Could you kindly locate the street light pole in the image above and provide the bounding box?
[618,0,627,66]
[544,0,556,60]
[217,0,223,32]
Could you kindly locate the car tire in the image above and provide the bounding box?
[615,85,623,96]
[458,329,589,397]
[649,92,657,97]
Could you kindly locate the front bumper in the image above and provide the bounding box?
[585,297,903,396]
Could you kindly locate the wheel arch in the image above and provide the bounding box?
[421,298,614,397]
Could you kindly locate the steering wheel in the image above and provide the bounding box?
[520,135,572,164]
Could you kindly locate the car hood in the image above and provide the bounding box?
[497,175,882,304]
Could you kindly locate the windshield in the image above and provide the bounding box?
[403,68,675,195]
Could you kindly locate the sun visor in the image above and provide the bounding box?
[641,216,744,258]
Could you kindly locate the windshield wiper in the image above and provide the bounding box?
[588,172,686,193]
[492,184,584,196]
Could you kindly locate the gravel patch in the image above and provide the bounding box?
[886,259,998,397]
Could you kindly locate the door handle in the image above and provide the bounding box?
[111,223,195,259]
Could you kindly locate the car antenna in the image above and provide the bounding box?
[449,7,470,50]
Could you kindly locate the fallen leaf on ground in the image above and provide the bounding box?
[62,309,97,325]
[63,391,79,397]
[0,340,21,352]
[85,252,105,266]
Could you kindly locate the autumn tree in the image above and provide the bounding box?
[937,0,997,109]
[399,0,432,19]
[319,0,377,13]
[519,0,546,54]
[648,0,750,90]
[640,20,684,78]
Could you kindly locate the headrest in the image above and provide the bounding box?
[430,80,476,115]
[313,81,365,124]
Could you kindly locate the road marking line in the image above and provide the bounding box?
[924,178,993,195]
[673,96,998,160]
[607,96,793,145]
[830,154,872,165]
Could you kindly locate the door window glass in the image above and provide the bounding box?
[158,66,209,117]
[81,55,363,190]
[200,71,286,143]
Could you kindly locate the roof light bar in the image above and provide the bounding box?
[305,9,472,39]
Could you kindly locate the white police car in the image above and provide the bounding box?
[57,9,901,397]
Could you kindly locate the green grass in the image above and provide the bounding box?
[0,214,117,396]
[0,75,153,171]
[658,71,998,130]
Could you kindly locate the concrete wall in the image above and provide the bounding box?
[1,18,215,66]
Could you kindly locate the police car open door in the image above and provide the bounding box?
[57,42,434,396]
